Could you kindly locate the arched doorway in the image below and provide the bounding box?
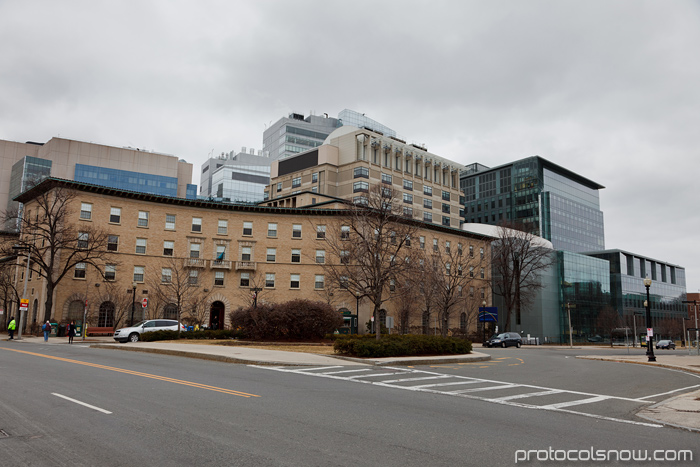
[98,302,115,327]
[32,299,39,325]
[209,301,224,330]
[163,303,178,320]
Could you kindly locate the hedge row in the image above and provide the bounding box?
[139,329,246,342]
[334,334,472,358]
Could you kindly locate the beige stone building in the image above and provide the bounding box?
[14,178,491,336]
[264,126,464,229]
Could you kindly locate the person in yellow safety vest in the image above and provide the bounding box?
[7,316,16,339]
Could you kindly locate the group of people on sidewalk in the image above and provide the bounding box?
[6,319,76,343]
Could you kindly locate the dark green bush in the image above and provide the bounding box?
[334,334,472,358]
[229,299,344,340]
[139,329,245,342]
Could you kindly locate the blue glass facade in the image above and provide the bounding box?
[74,164,179,197]
[462,156,605,253]
[186,184,197,200]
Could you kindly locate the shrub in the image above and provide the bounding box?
[334,334,472,358]
[229,299,344,340]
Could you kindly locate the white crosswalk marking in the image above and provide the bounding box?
[251,364,663,428]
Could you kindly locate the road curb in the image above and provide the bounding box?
[334,354,492,366]
[576,356,700,376]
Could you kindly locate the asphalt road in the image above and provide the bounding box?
[0,342,698,466]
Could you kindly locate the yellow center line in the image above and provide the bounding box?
[1,347,260,398]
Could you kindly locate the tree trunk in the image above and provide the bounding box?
[44,282,55,323]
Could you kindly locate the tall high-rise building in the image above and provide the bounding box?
[263,112,341,162]
[461,156,605,253]
[1,137,195,218]
[199,148,272,203]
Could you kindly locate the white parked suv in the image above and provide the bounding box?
[113,319,186,343]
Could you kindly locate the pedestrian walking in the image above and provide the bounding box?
[67,321,76,344]
[42,320,51,342]
[7,316,16,339]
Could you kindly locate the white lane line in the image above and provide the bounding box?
[322,369,372,375]
[489,390,563,402]
[298,366,344,372]
[540,396,608,409]
[448,384,518,394]
[52,393,112,414]
[381,375,452,383]
[412,380,483,389]
[638,384,700,400]
[346,372,411,379]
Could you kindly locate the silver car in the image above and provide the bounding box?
[113,319,186,343]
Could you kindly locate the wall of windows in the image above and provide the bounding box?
[75,164,179,197]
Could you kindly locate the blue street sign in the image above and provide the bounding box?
[478,307,498,322]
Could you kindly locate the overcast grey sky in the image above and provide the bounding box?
[1,0,699,292]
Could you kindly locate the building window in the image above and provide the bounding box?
[316,225,326,239]
[445,241,451,254]
[77,232,88,249]
[292,177,301,188]
[189,270,199,285]
[191,217,202,232]
[340,250,349,264]
[419,236,425,249]
[424,199,432,209]
[165,214,176,230]
[442,190,450,201]
[424,186,432,196]
[291,249,301,263]
[218,220,228,235]
[163,241,174,256]
[312,172,318,183]
[110,207,121,224]
[161,268,172,283]
[240,272,250,287]
[314,275,324,289]
[315,250,325,264]
[136,238,147,255]
[340,225,350,240]
[243,222,253,236]
[403,179,413,190]
[276,182,282,192]
[424,212,433,223]
[353,181,369,193]
[241,247,251,261]
[268,223,277,237]
[214,271,224,286]
[80,203,92,220]
[480,268,485,279]
[480,247,484,259]
[133,266,144,283]
[442,216,450,226]
[339,276,349,289]
[74,262,86,279]
[215,245,226,261]
[389,279,396,292]
[104,264,116,281]
[292,224,302,238]
[190,243,200,258]
[290,274,300,289]
[381,173,392,184]
[469,245,474,257]
[403,193,413,204]
[353,195,368,205]
[442,203,450,214]
[138,211,149,227]
[480,288,485,299]
[469,267,474,278]
[265,273,275,288]
[458,243,463,256]
[267,248,276,262]
[353,167,369,179]
[107,235,119,252]
[433,239,438,252]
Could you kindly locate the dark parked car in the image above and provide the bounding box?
[484,332,522,348]
[587,335,603,342]
[656,339,676,350]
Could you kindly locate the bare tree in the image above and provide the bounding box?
[2,185,114,322]
[417,240,484,337]
[92,280,136,331]
[491,221,555,332]
[0,261,20,330]
[234,270,269,308]
[394,275,421,334]
[595,306,621,347]
[320,185,418,340]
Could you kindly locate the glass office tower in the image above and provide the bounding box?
[461,156,605,253]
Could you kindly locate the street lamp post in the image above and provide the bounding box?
[130,282,137,326]
[481,300,487,342]
[643,277,656,362]
[11,244,31,340]
[355,292,361,335]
